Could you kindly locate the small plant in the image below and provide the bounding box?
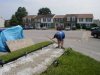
[53,59,59,67]
[63,47,72,55]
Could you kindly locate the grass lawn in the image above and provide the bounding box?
[0,41,52,64]
[41,48,100,75]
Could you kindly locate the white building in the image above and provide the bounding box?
[77,14,93,27]
[34,14,55,28]
[23,15,37,29]
[0,17,5,28]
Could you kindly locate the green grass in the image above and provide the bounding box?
[41,48,100,75]
[0,41,52,64]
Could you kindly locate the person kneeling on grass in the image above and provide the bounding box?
[52,26,65,49]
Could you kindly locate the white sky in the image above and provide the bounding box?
[0,0,100,20]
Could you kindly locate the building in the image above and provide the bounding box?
[23,14,94,29]
[53,15,65,28]
[0,17,5,28]
[65,14,93,29]
[23,15,36,29]
[65,14,77,28]
[34,14,55,29]
[77,14,93,28]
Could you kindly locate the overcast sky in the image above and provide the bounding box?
[0,0,100,20]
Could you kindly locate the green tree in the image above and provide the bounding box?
[38,7,51,15]
[15,7,28,25]
[10,15,18,26]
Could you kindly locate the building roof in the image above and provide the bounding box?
[34,14,55,19]
[77,14,93,18]
[53,15,65,18]
[23,15,37,19]
[66,14,78,17]
[65,14,93,18]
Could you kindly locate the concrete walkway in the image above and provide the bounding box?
[0,44,64,75]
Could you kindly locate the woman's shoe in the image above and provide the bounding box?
[61,46,65,49]
[56,46,60,48]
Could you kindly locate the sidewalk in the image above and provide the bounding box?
[0,44,64,75]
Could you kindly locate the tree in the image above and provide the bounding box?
[10,15,18,26]
[38,7,51,15]
[10,7,28,26]
[15,7,28,25]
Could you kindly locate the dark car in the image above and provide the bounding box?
[91,27,99,31]
[72,26,76,30]
[91,27,100,38]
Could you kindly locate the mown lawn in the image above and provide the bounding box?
[41,48,100,75]
[0,41,52,64]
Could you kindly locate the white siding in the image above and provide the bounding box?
[0,17,5,28]
[41,18,53,23]
[77,18,93,24]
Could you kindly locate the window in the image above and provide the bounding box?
[28,18,31,23]
[26,18,28,23]
[67,17,70,21]
[60,18,63,22]
[43,18,46,22]
[47,18,51,22]
[79,18,83,22]
[23,18,26,23]
[55,18,58,22]
[86,18,92,22]
[72,16,76,21]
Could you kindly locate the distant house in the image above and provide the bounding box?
[0,17,5,28]
[65,14,77,28]
[77,14,93,28]
[34,14,55,29]
[23,14,94,29]
[53,15,65,28]
[65,14,93,28]
[93,19,100,27]
[23,15,37,29]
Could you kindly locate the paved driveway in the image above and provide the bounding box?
[24,30,100,61]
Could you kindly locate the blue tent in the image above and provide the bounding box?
[0,25,24,52]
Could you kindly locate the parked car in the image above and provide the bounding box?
[23,25,34,30]
[91,27,100,38]
[91,27,99,31]
[42,27,48,30]
[65,26,71,31]
[36,27,41,30]
[72,26,76,30]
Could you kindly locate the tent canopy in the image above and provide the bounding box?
[0,25,24,52]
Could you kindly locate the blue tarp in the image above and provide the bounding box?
[0,25,24,52]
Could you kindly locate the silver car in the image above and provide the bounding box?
[65,26,71,31]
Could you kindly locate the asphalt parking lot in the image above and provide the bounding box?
[24,29,100,61]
